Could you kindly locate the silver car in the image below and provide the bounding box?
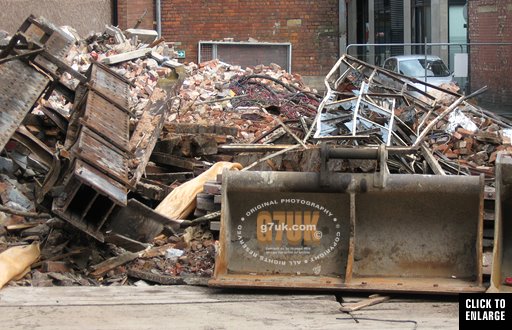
[382,55,455,87]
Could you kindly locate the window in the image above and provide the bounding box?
[198,41,292,72]
[384,58,398,72]
[399,59,451,77]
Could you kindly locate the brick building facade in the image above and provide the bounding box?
[117,0,341,87]
[116,1,512,111]
[117,0,155,31]
[469,0,512,112]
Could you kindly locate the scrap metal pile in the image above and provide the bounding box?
[312,54,512,179]
[0,16,510,289]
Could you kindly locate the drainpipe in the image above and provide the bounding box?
[112,0,118,26]
[339,0,347,57]
[464,2,470,95]
[156,0,162,37]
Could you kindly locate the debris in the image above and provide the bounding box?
[0,175,35,212]
[0,14,509,292]
[20,224,50,238]
[129,64,186,184]
[32,248,86,269]
[31,271,54,287]
[124,29,159,44]
[5,221,46,232]
[127,269,186,285]
[41,261,71,273]
[313,54,506,177]
[150,153,206,171]
[339,295,390,312]
[0,205,51,219]
[165,248,185,260]
[107,199,180,245]
[133,280,150,287]
[178,211,221,228]
[447,109,478,133]
[90,251,140,277]
[155,162,242,220]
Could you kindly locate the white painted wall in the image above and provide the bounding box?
[0,0,112,37]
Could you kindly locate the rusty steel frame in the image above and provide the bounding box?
[63,63,132,186]
[0,15,173,245]
[52,61,133,240]
[11,126,55,169]
[312,54,488,153]
[106,199,175,244]
[52,160,128,241]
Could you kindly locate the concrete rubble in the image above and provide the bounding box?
[0,15,509,290]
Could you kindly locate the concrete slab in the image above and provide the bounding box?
[0,286,459,329]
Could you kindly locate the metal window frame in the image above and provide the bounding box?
[198,41,292,73]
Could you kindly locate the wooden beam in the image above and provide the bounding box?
[145,172,194,184]
[89,252,140,277]
[0,205,51,219]
[218,144,296,153]
[339,295,390,312]
[150,152,203,171]
[127,269,186,285]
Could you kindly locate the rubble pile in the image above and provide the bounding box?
[0,16,511,290]
[127,228,216,285]
[315,54,512,178]
[0,16,209,288]
[167,59,320,144]
[427,103,512,176]
[0,15,320,288]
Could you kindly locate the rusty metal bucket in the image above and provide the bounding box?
[210,146,485,294]
[488,152,512,293]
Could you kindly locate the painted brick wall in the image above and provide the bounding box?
[0,0,112,36]
[118,0,154,30]
[469,0,512,112]
[159,0,339,78]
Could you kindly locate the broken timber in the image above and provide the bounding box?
[339,295,390,312]
[90,251,140,277]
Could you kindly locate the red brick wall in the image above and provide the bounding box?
[469,0,512,111]
[159,0,340,76]
[118,0,154,30]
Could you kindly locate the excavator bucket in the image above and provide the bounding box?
[488,152,512,293]
[210,146,485,294]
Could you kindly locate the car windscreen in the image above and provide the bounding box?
[399,59,451,77]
